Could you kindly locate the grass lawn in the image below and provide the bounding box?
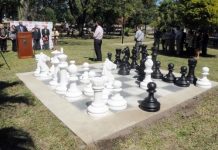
[0,36,218,149]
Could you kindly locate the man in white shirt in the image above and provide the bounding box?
[135,25,144,59]
[93,21,103,61]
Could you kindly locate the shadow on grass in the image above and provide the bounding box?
[0,81,34,108]
[0,127,35,150]
[153,49,216,59]
[0,63,4,68]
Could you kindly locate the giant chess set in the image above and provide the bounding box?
[17,46,217,144]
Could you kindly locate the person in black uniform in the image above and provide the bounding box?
[32,25,41,50]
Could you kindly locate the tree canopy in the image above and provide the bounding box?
[1,0,218,35]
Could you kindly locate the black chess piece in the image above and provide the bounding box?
[139,82,160,112]
[174,66,190,87]
[114,48,122,68]
[107,52,112,61]
[162,63,176,83]
[186,58,197,84]
[141,44,148,60]
[136,45,147,72]
[118,55,130,75]
[122,47,131,69]
[152,49,158,71]
[130,46,138,69]
[151,61,163,79]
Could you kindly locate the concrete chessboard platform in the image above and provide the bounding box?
[17,63,218,144]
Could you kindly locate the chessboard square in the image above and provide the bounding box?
[125,96,142,107]
[162,84,184,92]
[153,79,171,88]
[70,99,90,111]
[122,82,132,88]
[125,80,139,87]
[116,76,132,82]
[124,87,146,96]
[120,91,132,97]
[156,88,173,96]
[109,104,133,113]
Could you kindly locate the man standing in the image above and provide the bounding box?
[42,25,50,49]
[16,21,28,32]
[93,21,103,61]
[0,24,8,52]
[32,25,41,50]
[134,25,144,59]
[175,27,183,56]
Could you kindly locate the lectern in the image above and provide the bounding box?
[17,32,33,59]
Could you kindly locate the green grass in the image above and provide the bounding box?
[0,36,218,149]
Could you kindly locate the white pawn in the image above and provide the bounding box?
[65,61,82,101]
[83,71,96,96]
[107,80,127,111]
[140,55,153,90]
[80,62,90,84]
[196,67,212,89]
[87,77,109,117]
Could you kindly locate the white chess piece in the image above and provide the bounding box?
[49,50,61,76]
[87,77,109,117]
[107,80,127,111]
[55,55,68,94]
[80,62,90,84]
[34,54,41,77]
[102,58,117,88]
[49,57,60,87]
[60,47,64,54]
[196,67,212,89]
[140,56,153,89]
[58,53,68,66]
[83,71,96,96]
[38,52,51,80]
[65,61,82,101]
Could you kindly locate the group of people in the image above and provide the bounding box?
[153,27,209,59]
[0,21,60,52]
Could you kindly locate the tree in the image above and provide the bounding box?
[67,0,96,36]
[177,0,218,29]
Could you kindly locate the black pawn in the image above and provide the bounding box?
[151,61,163,79]
[130,47,138,69]
[162,63,175,83]
[174,66,190,87]
[107,52,112,61]
[114,49,122,68]
[139,82,160,112]
[186,58,197,84]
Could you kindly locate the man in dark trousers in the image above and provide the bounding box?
[93,21,103,61]
[16,21,28,32]
[0,24,8,52]
[32,25,41,50]
[41,25,50,49]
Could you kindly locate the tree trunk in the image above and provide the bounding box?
[18,0,30,20]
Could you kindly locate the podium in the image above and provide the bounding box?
[17,32,33,59]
